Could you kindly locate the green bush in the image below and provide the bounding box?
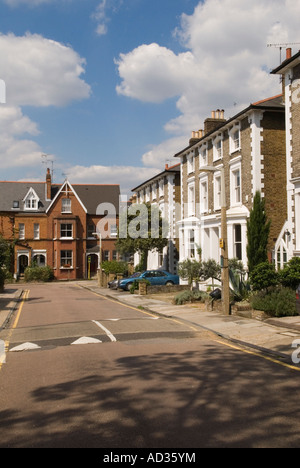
[250,262,279,291]
[101,260,128,276]
[174,290,208,305]
[279,257,300,290]
[24,266,54,283]
[0,268,5,291]
[250,287,297,317]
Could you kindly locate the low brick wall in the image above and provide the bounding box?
[146,285,189,294]
[231,303,269,321]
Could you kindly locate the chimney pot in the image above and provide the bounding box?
[46,168,52,200]
[286,48,292,60]
[211,111,215,118]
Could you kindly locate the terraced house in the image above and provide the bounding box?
[131,163,181,274]
[175,96,286,269]
[272,48,300,267]
[0,169,120,280]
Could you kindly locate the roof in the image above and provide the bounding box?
[271,50,300,75]
[0,181,50,213]
[131,164,180,192]
[0,180,120,215]
[174,95,285,158]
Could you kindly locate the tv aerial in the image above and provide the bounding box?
[267,42,300,63]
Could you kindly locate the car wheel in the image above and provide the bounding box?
[125,282,132,291]
[165,281,174,286]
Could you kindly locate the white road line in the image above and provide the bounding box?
[92,320,117,342]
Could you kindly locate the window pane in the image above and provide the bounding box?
[62,198,72,212]
[60,223,73,238]
[61,250,72,267]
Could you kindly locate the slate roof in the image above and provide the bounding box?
[0,180,120,215]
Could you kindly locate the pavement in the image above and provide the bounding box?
[2,281,300,365]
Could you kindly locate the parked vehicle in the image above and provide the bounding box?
[118,270,179,291]
[108,278,118,289]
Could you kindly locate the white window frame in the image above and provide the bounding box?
[230,161,242,207]
[60,250,73,268]
[187,182,195,217]
[62,198,72,213]
[233,224,242,260]
[159,179,164,198]
[189,229,196,258]
[199,144,208,168]
[213,135,223,161]
[60,223,73,239]
[19,223,25,240]
[229,124,241,154]
[214,173,222,211]
[199,176,208,214]
[23,188,40,211]
[34,223,40,240]
[187,151,195,174]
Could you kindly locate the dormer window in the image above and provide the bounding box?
[23,188,39,211]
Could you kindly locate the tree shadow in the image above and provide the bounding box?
[1,342,300,448]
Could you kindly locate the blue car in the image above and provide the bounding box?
[118,270,179,291]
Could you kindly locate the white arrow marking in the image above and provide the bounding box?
[0,339,6,364]
[71,337,102,345]
[92,320,117,342]
[10,342,41,352]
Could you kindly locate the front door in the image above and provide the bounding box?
[19,255,29,275]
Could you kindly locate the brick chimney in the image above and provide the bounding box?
[189,129,204,145]
[204,109,226,134]
[46,168,52,201]
[286,48,292,60]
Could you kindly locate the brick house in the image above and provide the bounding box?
[174,97,286,270]
[271,49,300,267]
[131,163,181,273]
[0,169,120,280]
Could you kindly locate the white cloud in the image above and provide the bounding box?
[66,164,161,196]
[3,0,51,5]
[116,0,300,167]
[0,33,91,107]
[92,0,123,36]
[0,105,43,169]
[0,32,91,171]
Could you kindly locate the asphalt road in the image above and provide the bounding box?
[1,282,300,448]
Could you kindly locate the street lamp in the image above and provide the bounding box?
[92,231,102,286]
[200,166,230,315]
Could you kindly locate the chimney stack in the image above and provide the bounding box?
[286,48,292,60]
[204,109,226,134]
[189,129,204,145]
[46,168,52,201]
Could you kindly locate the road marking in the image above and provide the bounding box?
[0,289,29,371]
[10,342,41,352]
[214,338,300,373]
[92,320,117,342]
[71,337,102,345]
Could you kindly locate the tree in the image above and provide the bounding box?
[247,191,271,273]
[199,259,221,288]
[250,261,279,291]
[0,235,10,291]
[279,257,300,290]
[116,203,168,271]
[178,259,201,290]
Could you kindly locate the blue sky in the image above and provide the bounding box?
[0,0,299,194]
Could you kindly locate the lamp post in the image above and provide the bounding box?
[93,231,102,286]
[200,166,230,315]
